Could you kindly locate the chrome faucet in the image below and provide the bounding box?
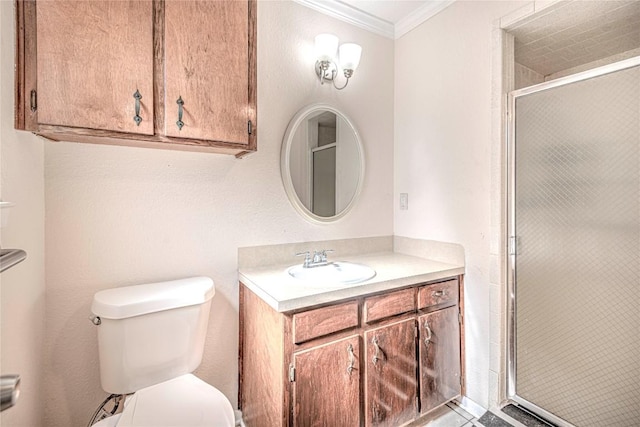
[295,249,334,268]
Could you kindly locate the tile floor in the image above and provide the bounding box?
[412,401,550,427]
[409,402,482,427]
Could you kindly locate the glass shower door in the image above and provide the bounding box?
[508,58,640,427]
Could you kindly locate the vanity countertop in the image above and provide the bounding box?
[239,251,464,313]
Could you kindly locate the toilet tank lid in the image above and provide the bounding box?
[92,277,215,319]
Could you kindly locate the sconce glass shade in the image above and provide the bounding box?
[315,34,339,61]
[339,43,362,71]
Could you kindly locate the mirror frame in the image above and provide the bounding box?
[281,103,365,224]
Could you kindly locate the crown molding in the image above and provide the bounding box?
[395,0,456,39]
[293,0,455,40]
[292,0,395,39]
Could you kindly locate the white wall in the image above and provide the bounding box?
[1,0,549,423]
[394,0,526,409]
[0,2,46,426]
[39,2,394,426]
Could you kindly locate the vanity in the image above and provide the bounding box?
[238,105,467,426]
[238,238,466,427]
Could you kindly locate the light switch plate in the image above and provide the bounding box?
[400,193,408,210]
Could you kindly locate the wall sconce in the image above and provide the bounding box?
[314,34,362,90]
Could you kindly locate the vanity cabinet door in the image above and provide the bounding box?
[164,0,254,146]
[35,0,154,134]
[418,306,461,414]
[364,318,417,427]
[292,335,361,427]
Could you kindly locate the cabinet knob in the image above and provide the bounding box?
[176,96,185,130]
[133,90,142,126]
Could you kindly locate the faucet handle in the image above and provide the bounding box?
[318,249,334,262]
[295,251,312,267]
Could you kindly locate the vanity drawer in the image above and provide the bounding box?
[293,301,359,344]
[364,288,415,324]
[418,279,458,309]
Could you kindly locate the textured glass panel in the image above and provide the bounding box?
[514,65,640,427]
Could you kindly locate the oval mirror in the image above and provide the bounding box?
[281,104,365,223]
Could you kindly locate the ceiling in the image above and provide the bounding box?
[300,0,640,73]
[294,0,454,39]
[506,1,640,76]
[339,0,433,24]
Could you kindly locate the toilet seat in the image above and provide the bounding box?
[93,374,234,427]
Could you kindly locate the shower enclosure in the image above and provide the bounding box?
[507,57,640,426]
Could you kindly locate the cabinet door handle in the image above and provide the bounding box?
[347,343,355,375]
[432,289,446,298]
[133,90,142,126]
[176,96,185,130]
[372,404,384,423]
[424,321,432,348]
[30,90,37,112]
[372,336,383,365]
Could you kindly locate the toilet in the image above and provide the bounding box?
[89,277,235,427]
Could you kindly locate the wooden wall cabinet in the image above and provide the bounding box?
[239,276,465,427]
[14,0,257,157]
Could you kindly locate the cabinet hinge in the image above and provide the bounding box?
[30,90,37,112]
[248,120,253,135]
[458,310,463,324]
[414,324,419,339]
[288,363,295,382]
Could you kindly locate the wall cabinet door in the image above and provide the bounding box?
[17,0,257,156]
[364,318,417,427]
[418,306,461,414]
[36,1,154,135]
[164,0,251,144]
[292,335,361,427]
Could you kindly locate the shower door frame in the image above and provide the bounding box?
[506,55,640,427]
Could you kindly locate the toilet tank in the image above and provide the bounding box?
[91,277,215,394]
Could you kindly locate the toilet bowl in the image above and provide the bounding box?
[90,277,234,427]
[92,374,234,427]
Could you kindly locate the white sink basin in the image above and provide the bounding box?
[287,262,376,286]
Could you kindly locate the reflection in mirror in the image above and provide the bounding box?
[282,105,364,223]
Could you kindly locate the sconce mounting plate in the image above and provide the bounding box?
[315,60,337,82]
